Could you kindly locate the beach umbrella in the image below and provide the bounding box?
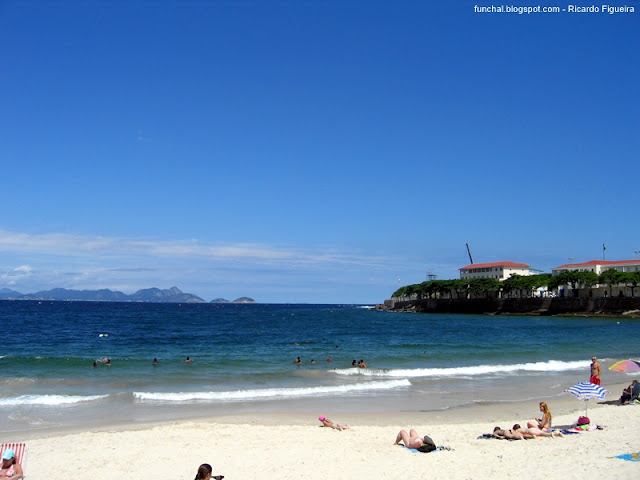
[609,359,640,373]
[564,381,609,416]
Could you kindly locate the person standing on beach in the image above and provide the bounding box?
[590,356,601,385]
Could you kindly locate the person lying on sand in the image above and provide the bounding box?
[193,463,223,480]
[394,429,426,448]
[394,429,438,452]
[513,424,562,438]
[492,426,525,440]
[318,415,350,430]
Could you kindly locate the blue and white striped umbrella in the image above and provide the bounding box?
[564,381,609,416]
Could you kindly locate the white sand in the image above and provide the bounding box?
[11,382,640,480]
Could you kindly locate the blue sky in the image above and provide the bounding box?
[1,1,638,303]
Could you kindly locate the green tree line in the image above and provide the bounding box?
[392,269,640,300]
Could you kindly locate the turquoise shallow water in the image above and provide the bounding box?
[1,301,638,433]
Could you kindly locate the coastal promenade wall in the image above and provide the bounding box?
[378,296,640,316]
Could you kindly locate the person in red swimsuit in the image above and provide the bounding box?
[590,356,601,385]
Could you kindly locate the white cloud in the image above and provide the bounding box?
[0,229,389,268]
[0,264,33,286]
[12,265,32,275]
[0,229,431,302]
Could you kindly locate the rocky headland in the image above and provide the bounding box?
[377,296,640,317]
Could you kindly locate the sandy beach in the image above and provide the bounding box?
[5,380,637,480]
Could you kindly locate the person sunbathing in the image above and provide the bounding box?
[620,380,638,404]
[523,402,563,437]
[0,449,23,480]
[394,429,431,449]
[193,463,223,480]
[527,401,552,431]
[318,415,350,430]
[492,426,525,440]
[513,423,562,438]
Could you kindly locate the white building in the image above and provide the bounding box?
[551,259,640,297]
[459,261,531,281]
[551,259,640,275]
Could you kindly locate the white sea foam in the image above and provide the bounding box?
[0,394,108,406]
[134,379,411,403]
[333,360,589,378]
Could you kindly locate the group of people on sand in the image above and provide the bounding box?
[492,402,563,440]
[317,415,439,453]
[317,403,566,446]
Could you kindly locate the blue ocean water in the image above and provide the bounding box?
[1,301,639,433]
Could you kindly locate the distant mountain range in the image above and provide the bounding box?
[0,286,256,304]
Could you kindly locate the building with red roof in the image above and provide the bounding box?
[552,259,640,276]
[551,259,640,297]
[459,261,531,281]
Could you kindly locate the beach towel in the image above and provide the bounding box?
[613,452,640,462]
[478,432,541,441]
[478,433,519,441]
[564,424,603,433]
[403,446,424,453]
[403,445,453,453]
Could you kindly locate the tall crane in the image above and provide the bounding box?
[466,243,474,265]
